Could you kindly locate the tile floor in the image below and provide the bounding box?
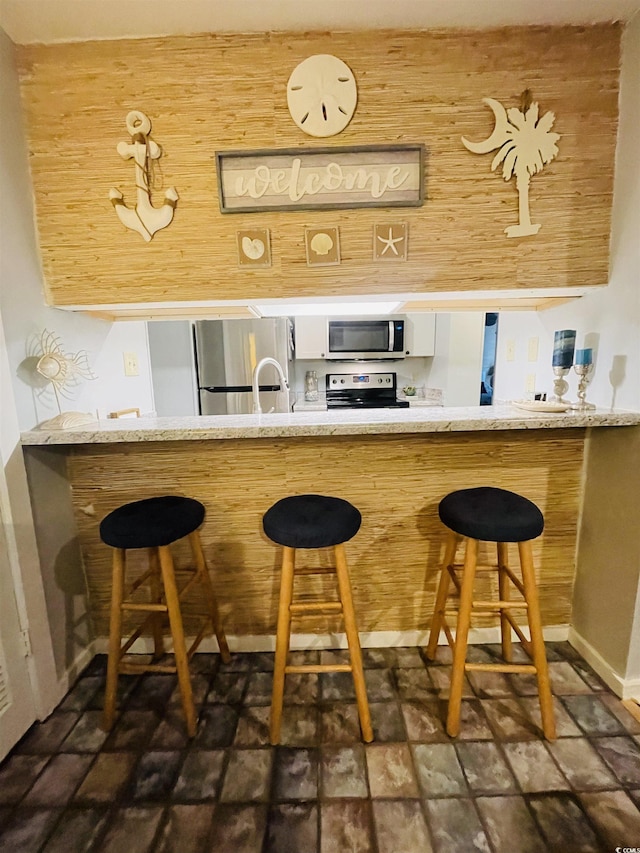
[0,642,639,852]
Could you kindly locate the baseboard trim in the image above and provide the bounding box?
[93,624,570,655]
[568,627,640,700]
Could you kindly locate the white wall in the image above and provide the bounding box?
[0,33,156,429]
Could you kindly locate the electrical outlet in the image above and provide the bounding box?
[123,351,139,376]
[526,373,536,393]
[528,336,539,362]
[506,340,516,362]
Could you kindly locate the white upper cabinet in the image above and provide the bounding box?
[293,316,328,359]
[404,314,436,357]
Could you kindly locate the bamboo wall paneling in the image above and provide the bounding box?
[16,26,620,308]
[65,429,585,639]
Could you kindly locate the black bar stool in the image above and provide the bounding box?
[100,495,230,737]
[425,486,556,740]
[263,494,373,745]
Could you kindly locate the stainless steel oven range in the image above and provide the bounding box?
[325,372,410,409]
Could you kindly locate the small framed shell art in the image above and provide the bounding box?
[373,222,408,261]
[237,228,271,268]
[305,226,341,267]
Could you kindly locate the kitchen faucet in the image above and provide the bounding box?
[252,357,289,414]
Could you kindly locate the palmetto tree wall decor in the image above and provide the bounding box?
[462,96,560,238]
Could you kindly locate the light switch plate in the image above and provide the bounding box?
[528,337,539,362]
[123,351,139,376]
[526,373,536,393]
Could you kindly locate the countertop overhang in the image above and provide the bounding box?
[20,405,640,446]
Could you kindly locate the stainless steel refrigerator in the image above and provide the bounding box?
[194,318,292,415]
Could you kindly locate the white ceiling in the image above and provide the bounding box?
[1,0,639,44]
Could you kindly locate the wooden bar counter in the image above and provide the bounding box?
[21,406,640,645]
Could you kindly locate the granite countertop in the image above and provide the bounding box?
[20,405,640,446]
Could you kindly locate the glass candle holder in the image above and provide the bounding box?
[572,363,596,411]
[549,365,572,405]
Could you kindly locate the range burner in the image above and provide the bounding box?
[326,372,409,409]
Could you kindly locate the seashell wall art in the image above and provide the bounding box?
[304,227,341,266]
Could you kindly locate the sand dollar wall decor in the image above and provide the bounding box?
[287,55,358,138]
[461,95,560,238]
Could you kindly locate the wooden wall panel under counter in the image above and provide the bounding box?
[67,429,585,640]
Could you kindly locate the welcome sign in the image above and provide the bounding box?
[215,144,424,213]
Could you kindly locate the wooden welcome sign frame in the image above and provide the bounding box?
[215,144,425,213]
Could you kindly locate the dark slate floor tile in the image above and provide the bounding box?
[466,669,514,698]
[548,662,593,695]
[630,788,640,808]
[208,803,267,853]
[131,750,183,800]
[59,677,102,712]
[425,797,491,853]
[320,800,374,853]
[546,641,581,662]
[570,659,608,692]
[561,694,627,736]
[579,790,640,850]
[172,750,226,801]
[168,674,210,709]
[599,695,640,734]
[194,705,238,747]
[592,736,640,785]
[401,700,449,742]
[528,793,602,853]
[78,654,108,677]
[519,695,583,737]
[429,666,474,699]
[155,803,215,853]
[502,741,569,792]
[372,800,432,853]
[362,648,397,669]
[396,647,426,668]
[548,738,618,790]
[207,672,248,704]
[22,753,94,806]
[288,650,320,667]
[273,748,318,800]
[284,673,318,705]
[451,698,495,740]
[102,710,161,751]
[476,795,547,853]
[16,712,80,754]
[321,745,368,799]
[265,802,317,853]
[60,711,109,752]
[234,705,271,747]
[87,675,139,712]
[219,749,273,802]
[218,653,254,673]
[481,698,540,740]
[423,644,453,665]
[369,701,406,742]
[366,743,419,798]
[484,642,532,664]
[40,806,109,853]
[412,743,467,798]
[98,805,164,853]
[364,669,396,701]
[188,652,221,676]
[127,674,178,712]
[0,807,60,853]
[279,706,319,747]
[320,704,361,744]
[0,809,10,830]
[395,666,435,701]
[0,754,50,804]
[244,651,275,672]
[74,751,137,803]
[320,671,356,702]
[243,672,273,706]
[148,710,190,750]
[455,741,517,794]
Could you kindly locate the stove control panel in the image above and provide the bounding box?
[326,372,396,390]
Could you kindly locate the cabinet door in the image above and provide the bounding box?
[293,316,328,359]
[405,314,436,356]
[0,506,37,760]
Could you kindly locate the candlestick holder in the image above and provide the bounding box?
[549,366,572,405]
[572,363,596,411]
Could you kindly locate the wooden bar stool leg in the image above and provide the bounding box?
[425,531,458,660]
[447,537,478,738]
[334,543,373,743]
[518,541,556,740]
[148,547,165,660]
[103,548,126,731]
[158,545,197,738]
[270,545,296,746]
[188,530,231,663]
[497,542,512,663]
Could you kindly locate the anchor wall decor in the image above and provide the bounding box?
[109,110,178,242]
[461,94,560,238]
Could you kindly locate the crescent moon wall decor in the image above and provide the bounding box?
[462,96,560,238]
[287,55,357,138]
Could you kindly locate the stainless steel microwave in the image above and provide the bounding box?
[326,319,405,360]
